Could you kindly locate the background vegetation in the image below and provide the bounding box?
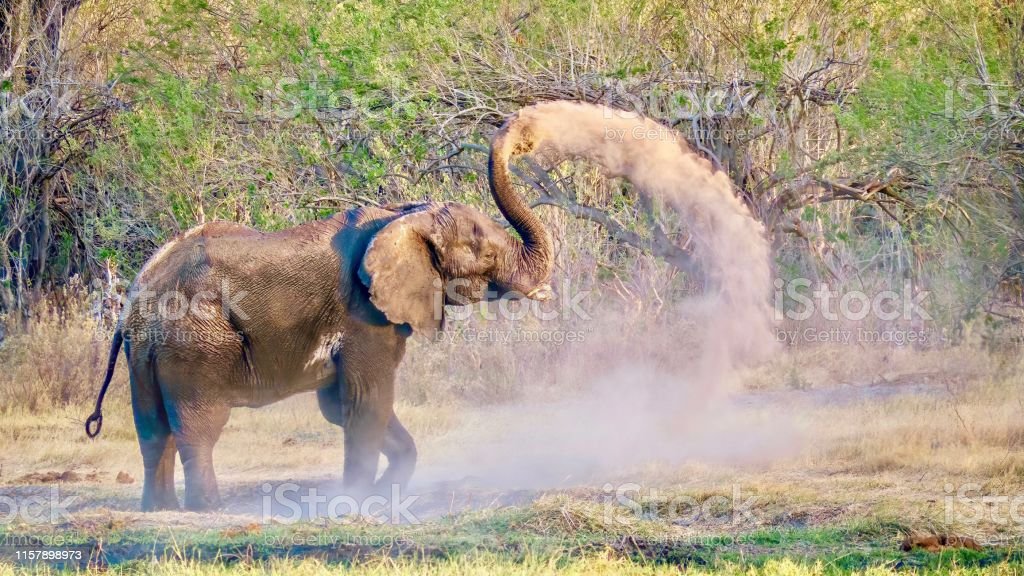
[2,3,1024,573]
[0,0,1021,324]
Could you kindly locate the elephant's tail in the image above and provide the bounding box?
[85,328,123,438]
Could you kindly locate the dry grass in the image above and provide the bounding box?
[0,392,462,485]
[1,290,1023,544]
[0,295,120,414]
[746,344,1024,477]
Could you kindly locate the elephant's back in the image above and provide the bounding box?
[130,224,241,293]
[119,223,266,393]
[120,218,347,378]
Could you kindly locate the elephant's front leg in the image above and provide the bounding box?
[339,364,396,495]
[342,400,391,495]
[376,414,417,490]
[321,382,417,494]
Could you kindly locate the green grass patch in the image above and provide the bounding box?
[1,509,1021,574]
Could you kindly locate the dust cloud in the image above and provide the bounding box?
[492,101,774,373]
[421,102,796,489]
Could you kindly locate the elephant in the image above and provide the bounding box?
[83,131,555,511]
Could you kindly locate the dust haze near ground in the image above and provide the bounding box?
[418,362,804,490]
[425,102,786,489]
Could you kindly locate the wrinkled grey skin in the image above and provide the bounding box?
[84,163,554,511]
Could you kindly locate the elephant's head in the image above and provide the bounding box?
[358,189,554,336]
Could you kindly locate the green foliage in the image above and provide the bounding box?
[1,0,1016,335]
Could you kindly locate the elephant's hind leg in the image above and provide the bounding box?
[375,413,417,492]
[130,354,179,511]
[168,401,230,512]
[160,365,231,512]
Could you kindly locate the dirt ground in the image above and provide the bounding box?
[3,370,1019,545]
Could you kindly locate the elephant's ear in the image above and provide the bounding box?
[359,211,444,336]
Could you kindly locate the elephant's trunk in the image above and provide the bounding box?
[488,116,554,294]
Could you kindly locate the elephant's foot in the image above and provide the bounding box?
[369,480,407,502]
[142,491,180,512]
[183,491,221,512]
[179,443,224,513]
[376,414,417,491]
[341,406,391,498]
[340,476,409,500]
[181,461,221,512]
